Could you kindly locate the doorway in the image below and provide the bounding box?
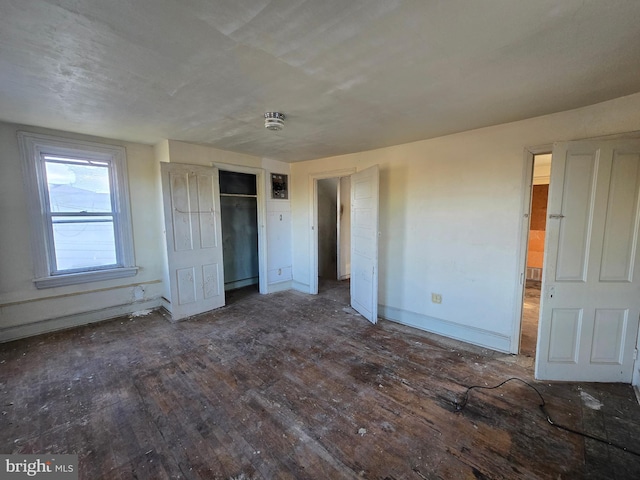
[520,153,551,357]
[219,170,259,297]
[317,177,351,292]
[310,166,380,323]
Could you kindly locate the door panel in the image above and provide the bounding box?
[170,173,193,251]
[548,309,581,363]
[161,163,225,320]
[536,140,640,382]
[600,151,640,281]
[350,165,379,324]
[555,152,596,282]
[177,267,197,305]
[202,263,221,299]
[197,175,218,248]
[591,309,626,363]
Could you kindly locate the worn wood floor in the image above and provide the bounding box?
[519,280,541,358]
[2,280,640,479]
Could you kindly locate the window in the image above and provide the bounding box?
[18,132,137,288]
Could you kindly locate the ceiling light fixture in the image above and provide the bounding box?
[264,112,285,131]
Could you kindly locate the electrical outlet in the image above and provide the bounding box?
[431,293,442,304]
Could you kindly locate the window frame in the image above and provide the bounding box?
[18,132,138,288]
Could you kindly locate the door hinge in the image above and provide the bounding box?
[634,348,638,360]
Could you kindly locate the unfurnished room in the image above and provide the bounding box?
[1,1,640,479]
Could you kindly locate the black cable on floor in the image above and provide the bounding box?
[454,377,640,458]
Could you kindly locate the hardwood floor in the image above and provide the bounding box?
[2,280,640,479]
[520,280,541,358]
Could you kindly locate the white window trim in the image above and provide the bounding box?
[18,131,138,288]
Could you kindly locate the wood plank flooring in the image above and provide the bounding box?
[519,281,540,358]
[2,280,640,479]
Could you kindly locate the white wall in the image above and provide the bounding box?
[533,153,552,185]
[264,160,293,291]
[163,139,262,168]
[290,92,640,354]
[266,198,293,289]
[0,122,166,342]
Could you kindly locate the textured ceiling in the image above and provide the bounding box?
[1,0,640,162]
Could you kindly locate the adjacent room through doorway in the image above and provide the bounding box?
[317,178,338,285]
[520,153,551,357]
[317,177,351,293]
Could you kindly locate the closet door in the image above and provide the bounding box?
[161,163,225,320]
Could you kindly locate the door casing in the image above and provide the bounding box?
[513,145,552,354]
[213,162,268,295]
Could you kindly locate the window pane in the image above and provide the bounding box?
[51,216,117,271]
[45,161,113,213]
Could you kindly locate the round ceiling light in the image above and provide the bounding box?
[264,112,285,131]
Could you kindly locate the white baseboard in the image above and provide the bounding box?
[224,277,259,291]
[379,304,511,353]
[291,281,311,294]
[267,280,292,294]
[0,298,162,343]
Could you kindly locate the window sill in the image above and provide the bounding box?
[34,267,139,289]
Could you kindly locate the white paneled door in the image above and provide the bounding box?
[350,165,380,324]
[536,140,640,382]
[161,163,225,320]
